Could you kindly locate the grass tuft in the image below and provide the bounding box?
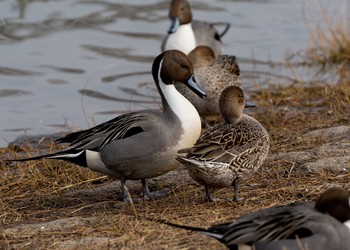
[303,1,350,68]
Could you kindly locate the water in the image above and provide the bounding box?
[0,0,347,146]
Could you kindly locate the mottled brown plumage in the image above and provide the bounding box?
[177,86,269,201]
[175,46,241,119]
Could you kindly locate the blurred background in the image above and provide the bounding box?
[0,0,347,146]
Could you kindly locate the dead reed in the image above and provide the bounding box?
[303,1,350,68]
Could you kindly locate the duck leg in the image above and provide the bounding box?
[203,117,211,129]
[120,176,133,203]
[205,186,216,202]
[141,179,169,200]
[233,178,243,201]
[141,179,152,200]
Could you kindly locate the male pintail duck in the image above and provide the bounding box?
[161,0,230,55]
[174,46,241,121]
[10,50,207,203]
[176,86,269,202]
[161,187,350,250]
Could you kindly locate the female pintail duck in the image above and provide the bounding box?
[161,187,350,250]
[11,50,207,203]
[176,86,269,202]
[174,46,241,121]
[161,0,230,55]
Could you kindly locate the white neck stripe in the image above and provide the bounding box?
[155,56,201,149]
[158,57,164,86]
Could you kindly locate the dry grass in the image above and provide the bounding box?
[1,78,350,249]
[252,79,350,152]
[303,1,350,68]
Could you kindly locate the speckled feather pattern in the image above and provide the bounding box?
[175,55,241,116]
[177,114,269,189]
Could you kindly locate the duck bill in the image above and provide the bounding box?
[245,100,256,108]
[168,17,180,34]
[185,76,207,98]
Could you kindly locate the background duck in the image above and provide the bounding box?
[177,86,269,202]
[160,187,350,250]
[174,46,241,123]
[161,0,230,55]
[10,50,207,203]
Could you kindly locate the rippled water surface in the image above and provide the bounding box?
[0,0,346,146]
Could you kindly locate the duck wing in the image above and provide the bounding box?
[56,111,156,151]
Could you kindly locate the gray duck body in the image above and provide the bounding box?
[11,50,207,202]
[161,188,350,250]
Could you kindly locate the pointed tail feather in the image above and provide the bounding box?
[176,155,204,167]
[8,150,86,167]
[158,220,224,240]
[175,155,192,166]
[159,219,208,232]
[219,23,230,38]
[211,22,231,38]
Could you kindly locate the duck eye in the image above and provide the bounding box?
[180,64,188,70]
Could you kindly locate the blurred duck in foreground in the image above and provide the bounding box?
[9,50,206,203]
[174,46,241,122]
[161,187,350,250]
[177,86,269,202]
[162,0,230,55]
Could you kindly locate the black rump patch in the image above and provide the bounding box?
[123,126,144,139]
[288,228,313,239]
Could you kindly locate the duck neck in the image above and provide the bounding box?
[159,81,202,147]
[225,114,242,125]
[166,23,196,54]
[155,61,197,120]
[344,220,350,231]
[154,59,201,146]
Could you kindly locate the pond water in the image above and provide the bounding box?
[0,0,346,146]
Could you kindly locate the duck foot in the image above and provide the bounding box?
[119,175,134,204]
[204,186,220,202]
[205,196,221,203]
[119,195,134,204]
[233,196,244,202]
[142,189,170,201]
[141,179,169,200]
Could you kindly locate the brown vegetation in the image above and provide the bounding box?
[303,1,350,68]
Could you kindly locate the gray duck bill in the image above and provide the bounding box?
[185,76,207,98]
[168,17,180,34]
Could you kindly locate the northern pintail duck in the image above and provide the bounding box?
[174,46,241,120]
[11,50,207,203]
[176,86,269,202]
[161,188,350,250]
[161,0,230,55]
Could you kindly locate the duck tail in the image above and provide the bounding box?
[8,150,87,167]
[158,219,225,240]
[175,155,192,166]
[219,22,230,38]
[211,22,231,38]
